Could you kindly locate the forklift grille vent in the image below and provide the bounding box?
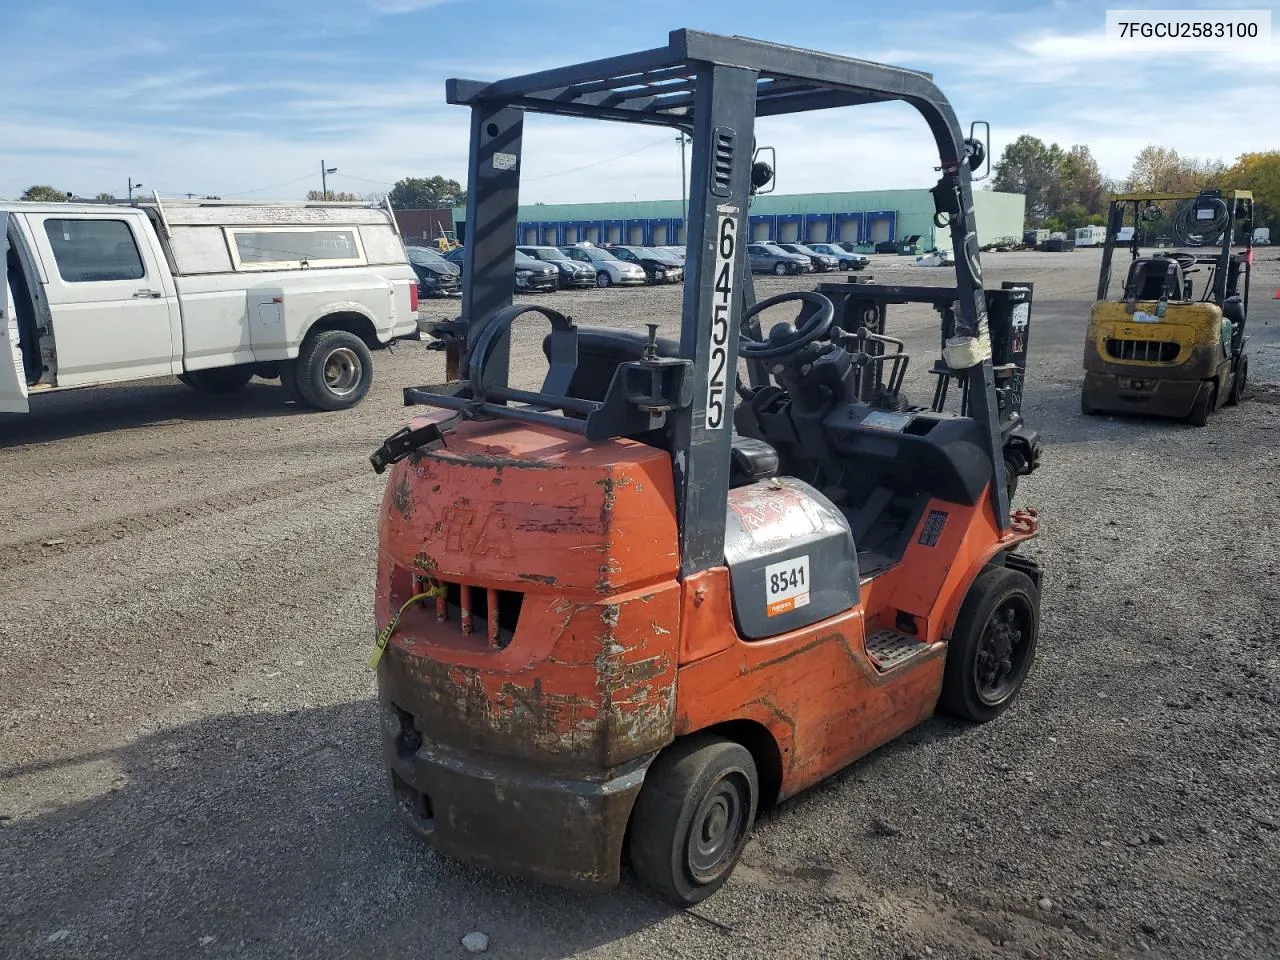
[1105,338,1180,363]
[411,574,523,650]
[711,126,735,196]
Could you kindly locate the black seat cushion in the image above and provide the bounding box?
[729,435,779,486]
[542,325,679,403]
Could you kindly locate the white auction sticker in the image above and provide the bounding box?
[765,555,810,617]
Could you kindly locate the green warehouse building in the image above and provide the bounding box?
[449,188,1025,252]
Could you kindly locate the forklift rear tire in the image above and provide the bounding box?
[179,365,254,394]
[1185,382,1214,427]
[627,733,758,906]
[939,566,1039,723]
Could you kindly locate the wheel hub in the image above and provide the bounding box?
[974,603,1026,704]
[323,347,362,396]
[686,775,748,883]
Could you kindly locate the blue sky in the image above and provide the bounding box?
[1,0,1274,204]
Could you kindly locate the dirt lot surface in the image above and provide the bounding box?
[3,248,1278,960]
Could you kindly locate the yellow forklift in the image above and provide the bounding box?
[1081,189,1254,425]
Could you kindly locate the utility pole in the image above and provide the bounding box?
[128,177,142,201]
[676,133,689,243]
[321,161,337,200]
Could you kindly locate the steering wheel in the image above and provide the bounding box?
[739,291,836,361]
[1162,251,1198,271]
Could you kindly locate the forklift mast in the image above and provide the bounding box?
[412,28,1010,576]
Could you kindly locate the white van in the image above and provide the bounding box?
[1074,225,1107,247]
[2,197,419,416]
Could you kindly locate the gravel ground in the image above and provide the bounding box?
[2,248,1278,960]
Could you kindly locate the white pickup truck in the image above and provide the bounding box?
[2,197,421,416]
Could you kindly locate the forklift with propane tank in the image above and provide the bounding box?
[1081,189,1254,425]
[368,29,1046,906]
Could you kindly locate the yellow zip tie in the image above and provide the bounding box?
[367,584,446,671]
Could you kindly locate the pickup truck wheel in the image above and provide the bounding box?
[295,330,373,411]
[179,365,254,394]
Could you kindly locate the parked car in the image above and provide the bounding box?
[605,245,684,284]
[558,244,647,287]
[807,242,868,271]
[516,245,596,288]
[443,247,559,292]
[777,242,839,272]
[405,244,461,298]
[2,197,418,415]
[655,245,686,263]
[747,242,812,275]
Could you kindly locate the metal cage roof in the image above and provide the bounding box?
[446,29,943,130]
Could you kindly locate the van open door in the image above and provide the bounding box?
[1,212,31,414]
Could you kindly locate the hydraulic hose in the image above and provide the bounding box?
[1174,197,1229,246]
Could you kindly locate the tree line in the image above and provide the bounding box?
[991,138,1278,234]
[10,175,465,208]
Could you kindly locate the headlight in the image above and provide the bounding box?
[516,269,533,277]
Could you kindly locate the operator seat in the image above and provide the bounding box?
[541,325,779,485]
[1128,258,1185,301]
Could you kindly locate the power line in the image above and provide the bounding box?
[521,137,673,182]
[222,172,319,197]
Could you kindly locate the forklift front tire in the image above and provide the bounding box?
[939,566,1039,723]
[627,733,759,906]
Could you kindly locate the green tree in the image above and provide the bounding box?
[20,185,71,202]
[306,189,361,201]
[1222,151,1280,229]
[992,135,1064,224]
[1126,145,1225,194]
[1056,145,1106,215]
[388,176,464,209]
[95,192,116,202]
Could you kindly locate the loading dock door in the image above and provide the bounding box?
[584,225,600,244]
[628,224,644,244]
[651,223,668,244]
[838,219,858,241]
[752,221,770,241]
[807,220,829,242]
[778,220,800,242]
[870,218,891,243]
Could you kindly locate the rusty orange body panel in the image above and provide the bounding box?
[375,415,1039,891]
[673,495,1036,804]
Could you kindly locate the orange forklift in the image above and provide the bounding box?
[367,29,1045,905]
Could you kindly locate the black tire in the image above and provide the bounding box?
[772,262,787,276]
[939,566,1039,723]
[596,271,612,288]
[179,365,254,394]
[293,329,373,411]
[1186,381,1214,427]
[627,734,758,906]
[1227,354,1247,406]
[1080,391,1097,416]
[1004,456,1020,504]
